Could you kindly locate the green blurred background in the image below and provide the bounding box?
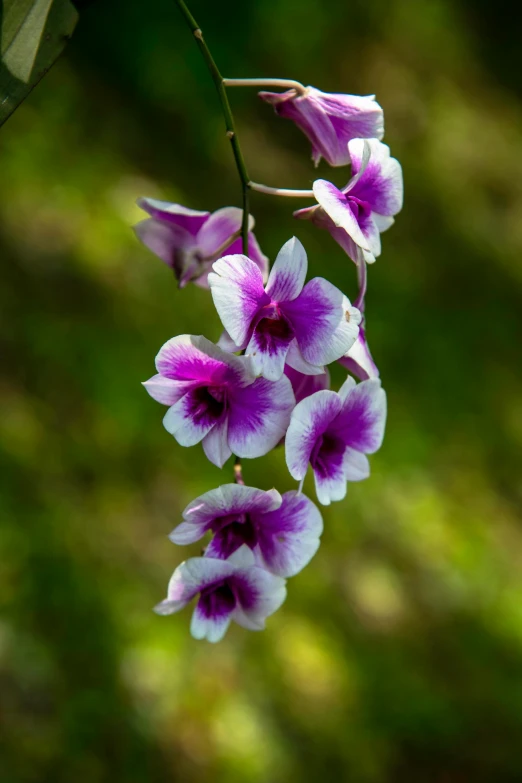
[1,0,522,780]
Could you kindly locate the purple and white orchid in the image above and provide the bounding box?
[259,87,384,167]
[134,199,268,288]
[170,483,323,577]
[208,237,361,381]
[285,377,387,505]
[143,335,295,467]
[295,139,403,264]
[155,546,287,643]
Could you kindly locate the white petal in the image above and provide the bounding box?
[265,236,308,302]
[209,254,268,347]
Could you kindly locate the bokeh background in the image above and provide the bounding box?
[1,0,522,780]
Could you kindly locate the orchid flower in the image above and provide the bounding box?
[208,237,361,381]
[259,87,384,167]
[143,335,295,467]
[170,483,323,577]
[294,139,403,264]
[285,377,387,505]
[155,546,286,643]
[134,199,268,287]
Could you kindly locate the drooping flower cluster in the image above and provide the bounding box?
[135,61,403,641]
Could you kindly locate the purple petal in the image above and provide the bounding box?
[255,491,323,577]
[284,365,330,404]
[134,218,195,271]
[265,236,308,302]
[171,484,281,549]
[313,90,384,147]
[136,198,209,234]
[313,179,370,250]
[293,204,319,222]
[196,207,252,258]
[209,255,269,347]
[335,378,387,453]
[285,390,342,481]
[154,555,235,615]
[338,327,380,380]
[246,313,295,381]
[155,335,253,388]
[282,279,360,366]
[312,454,349,506]
[163,387,225,447]
[229,563,287,630]
[347,139,403,217]
[259,88,339,167]
[228,375,295,459]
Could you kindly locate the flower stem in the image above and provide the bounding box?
[174,0,250,255]
[234,457,245,485]
[249,181,315,198]
[354,259,367,312]
[223,77,308,96]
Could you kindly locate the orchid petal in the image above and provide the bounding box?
[285,389,342,480]
[335,378,387,453]
[209,254,269,347]
[284,365,330,404]
[347,139,404,216]
[284,339,326,376]
[134,218,194,268]
[136,198,209,233]
[283,279,360,366]
[343,447,370,481]
[313,179,370,250]
[197,206,254,258]
[265,236,308,301]
[202,417,232,468]
[255,491,323,577]
[246,319,294,381]
[228,375,295,458]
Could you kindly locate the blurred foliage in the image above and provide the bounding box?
[0,0,78,126]
[0,0,522,781]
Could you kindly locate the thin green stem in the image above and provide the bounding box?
[174,0,250,254]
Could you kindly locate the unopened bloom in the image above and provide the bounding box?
[208,237,361,381]
[295,139,403,264]
[285,377,386,505]
[259,87,384,167]
[170,483,323,577]
[143,335,295,467]
[155,546,286,643]
[338,326,379,380]
[134,199,268,288]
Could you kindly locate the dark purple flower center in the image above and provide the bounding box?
[310,432,346,478]
[347,195,372,223]
[197,580,237,620]
[211,512,258,558]
[254,305,294,352]
[188,385,226,423]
